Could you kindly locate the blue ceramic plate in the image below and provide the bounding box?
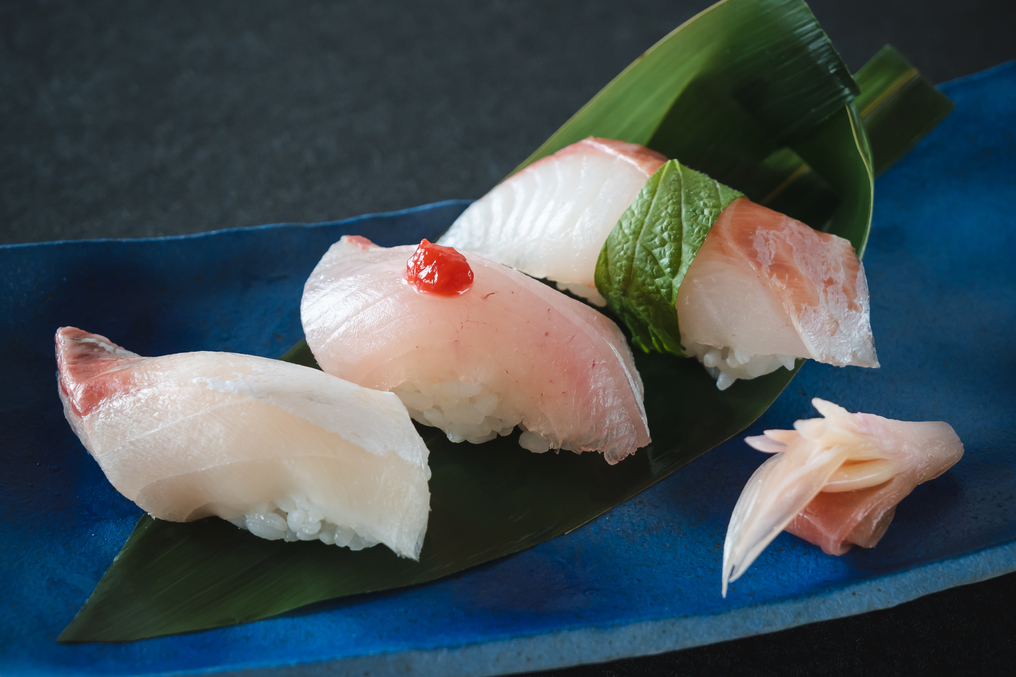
[1,63,1014,676]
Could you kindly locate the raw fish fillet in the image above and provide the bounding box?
[438,137,666,305]
[721,398,963,597]
[677,198,879,390]
[56,327,431,560]
[301,237,651,464]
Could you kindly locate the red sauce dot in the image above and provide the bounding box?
[405,239,474,296]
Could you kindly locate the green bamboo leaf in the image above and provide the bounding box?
[854,45,955,177]
[793,101,874,253]
[706,45,950,231]
[515,0,856,177]
[60,3,949,644]
[61,344,789,642]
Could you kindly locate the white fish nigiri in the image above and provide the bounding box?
[721,398,963,597]
[678,198,879,390]
[56,327,431,560]
[437,137,666,305]
[301,237,650,464]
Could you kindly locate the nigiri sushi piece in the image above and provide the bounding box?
[437,137,666,305]
[677,198,879,390]
[721,398,963,597]
[56,327,431,560]
[301,237,650,464]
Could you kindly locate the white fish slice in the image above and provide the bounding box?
[56,327,431,559]
[301,236,651,464]
[437,137,666,305]
[721,398,964,596]
[678,198,879,390]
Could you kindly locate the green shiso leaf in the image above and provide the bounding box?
[593,46,951,356]
[59,4,950,644]
[596,98,873,362]
[595,161,742,354]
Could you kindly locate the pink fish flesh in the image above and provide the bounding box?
[678,198,879,389]
[56,327,432,559]
[301,236,651,464]
[439,135,876,390]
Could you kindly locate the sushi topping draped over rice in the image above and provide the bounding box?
[677,198,879,389]
[438,137,666,306]
[302,236,651,464]
[55,326,433,560]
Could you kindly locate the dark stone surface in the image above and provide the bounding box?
[3,0,1015,245]
[2,1,1014,675]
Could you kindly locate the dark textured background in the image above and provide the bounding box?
[2,0,1014,674]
